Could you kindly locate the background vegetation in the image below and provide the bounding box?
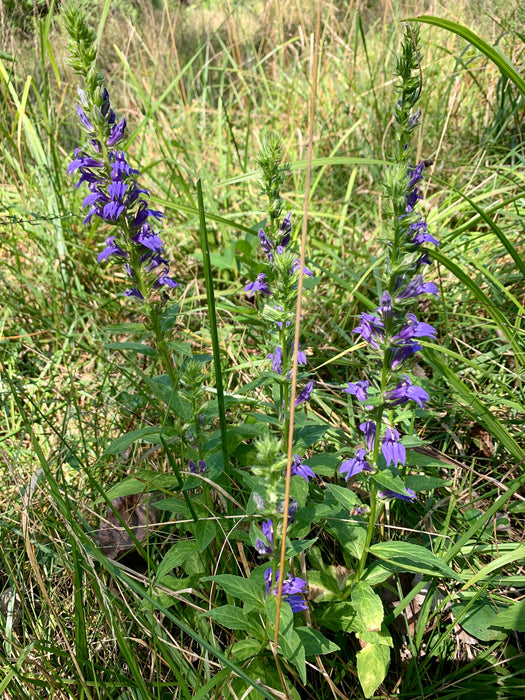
[0,0,524,698]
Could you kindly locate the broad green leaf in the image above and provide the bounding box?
[195,519,217,552]
[356,642,390,698]
[307,569,349,602]
[325,483,362,512]
[103,426,178,455]
[405,475,451,491]
[104,471,180,500]
[229,637,264,662]
[279,630,307,685]
[452,597,507,641]
[285,538,318,558]
[362,561,396,587]
[294,627,340,656]
[351,582,384,632]
[156,541,198,582]
[374,470,412,496]
[203,605,249,631]
[489,600,525,633]
[294,423,330,448]
[357,625,393,647]
[202,574,264,610]
[265,594,294,643]
[317,602,359,634]
[369,542,463,581]
[327,518,367,560]
[105,341,159,358]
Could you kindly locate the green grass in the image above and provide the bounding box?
[1,0,524,698]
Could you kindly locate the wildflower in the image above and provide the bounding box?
[339,449,373,481]
[343,380,370,402]
[392,313,437,342]
[244,272,271,297]
[360,421,376,451]
[381,427,406,467]
[255,520,274,555]
[264,567,308,613]
[396,274,439,301]
[352,313,384,349]
[267,346,283,375]
[295,380,314,406]
[386,375,429,408]
[378,488,417,502]
[290,454,315,482]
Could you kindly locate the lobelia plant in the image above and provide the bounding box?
[64,5,224,573]
[311,24,443,698]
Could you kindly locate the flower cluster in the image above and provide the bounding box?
[339,27,437,504]
[68,87,177,302]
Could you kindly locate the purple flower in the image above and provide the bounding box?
[360,421,376,451]
[410,218,439,247]
[267,346,283,374]
[97,235,128,263]
[339,449,372,481]
[291,342,307,366]
[295,380,313,406]
[379,291,393,320]
[390,342,422,369]
[75,105,94,132]
[278,212,292,248]
[290,259,314,277]
[290,455,315,482]
[386,375,429,408]
[264,567,308,613]
[244,272,271,297]
[378,488,416,502]
[396,274,439,300]
[393,313,437,342]
[407,161,425,189]
[381,427,406,466]
[343,380,370,402]
[352,312,384,349]
[255,519,274,555]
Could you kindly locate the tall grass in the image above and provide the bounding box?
[1,1,524,698]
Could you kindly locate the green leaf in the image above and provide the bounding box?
[325,483,362,512]
[489,599,525,633]
[203,605,249,631]
[405,475,451,491]
[156,541,198,583]
[294,627,340,656]
[317,602,359,634]
[351,582,384,632]
[202,574,264,610]
[104,471,180,500]
[452,597,508,641]
[106,323,147,334]
[229,637,264,662]
[369,542,463,581]
[195,519,217,552]
[105,341,159,358]
[462,544,525,589]
[103,426,178,455]
[279,630,307,685]
[294,423,330,448]
[374,470,412,496]
[357,626,393,647]
[356,642,390,698]
[285,538,318,558]
[327,518,367,560]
